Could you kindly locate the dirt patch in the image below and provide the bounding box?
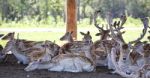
[0,54,123,78]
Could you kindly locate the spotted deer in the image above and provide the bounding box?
[2,32,46,52]
[2,32,60,64]
[108,12,149,77]
[92,10,125,68]
[25,53,95,72]
[28,40,60,62]
[59,31,94,63]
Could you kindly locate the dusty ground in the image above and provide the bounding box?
[0,54,123,78]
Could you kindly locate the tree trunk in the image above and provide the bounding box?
[66,0,77,39]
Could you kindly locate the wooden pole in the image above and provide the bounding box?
[66,0,77,39]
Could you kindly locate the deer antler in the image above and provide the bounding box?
[94,10,104,32]
[129,17,149,44]
[113,15,126,31]
[120,15,127,27]
[107,12,125,44]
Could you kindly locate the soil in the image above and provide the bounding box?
[0,54,123,78]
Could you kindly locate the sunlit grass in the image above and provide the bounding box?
[0,17,149,47]
[0,30,149,47]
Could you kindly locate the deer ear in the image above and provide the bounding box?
[87,31,90,35]
[95,33,101,36]
[80,32,85,35]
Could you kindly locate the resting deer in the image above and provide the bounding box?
[25,52,95,72]
[59,31,94,63]
[2,32,47,52]
[92,10,123,67]
[2,34,60,64]
[108,12,149,77]
[28,40,60,62]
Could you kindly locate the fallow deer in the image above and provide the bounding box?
[28,40,60,62]
[2,34,60,64]
[108,12,149,77]
[59,31,94,63]
[25,53,95,72]
[92,10,112,67]
[2,32,46,52]
[92,10,125,68]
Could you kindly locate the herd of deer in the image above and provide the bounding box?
[0,11,150,78]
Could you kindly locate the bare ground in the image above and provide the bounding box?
[0,54,123,78]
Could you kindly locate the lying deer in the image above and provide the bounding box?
[59,31,94,63]
[92,10,124,68]
[2,32,47,52]
[25,53,95,72]
[2,34,60,64]
[108,12,149,77]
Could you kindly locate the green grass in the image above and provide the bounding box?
[0,17,149,47]
[0,30,149,47]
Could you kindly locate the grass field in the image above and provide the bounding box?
[0,17,149,46]
[0,28,149,47]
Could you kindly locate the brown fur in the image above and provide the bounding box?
[29,51,45,61]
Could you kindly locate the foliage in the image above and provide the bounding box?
[0,0,149,26]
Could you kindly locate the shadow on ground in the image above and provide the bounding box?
[0,54,123,78]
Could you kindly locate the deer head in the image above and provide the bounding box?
[2,39,16,54]
[80,31,92,43]
[1,32,15,40]
[94,10,110,40]
[60,31,74,42]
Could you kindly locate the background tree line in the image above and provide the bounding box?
[0,0,150,24]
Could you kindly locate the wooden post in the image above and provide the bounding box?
[66,0,77,39]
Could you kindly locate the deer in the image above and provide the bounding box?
[25,53,95,72]
[28,40,60,62]
[107,11,149,77]
[92,10,110,67]
[1,32,46,52]
[59,31,95,64]
[92,10,124,68]
[2,32,60,64]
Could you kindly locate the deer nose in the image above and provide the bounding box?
[123,58,126,60]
